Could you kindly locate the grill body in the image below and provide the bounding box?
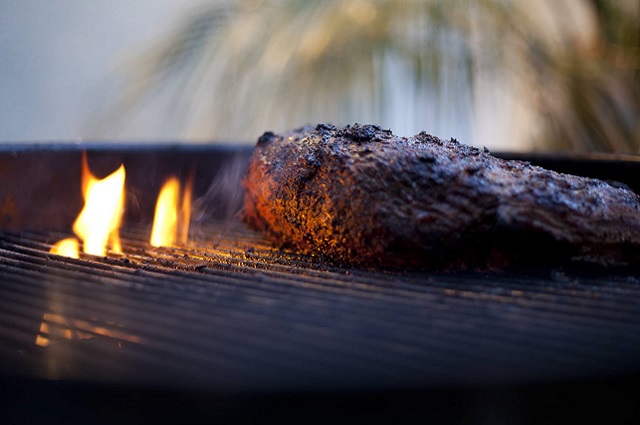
[1,144,639,423]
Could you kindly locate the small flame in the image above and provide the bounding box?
[179,174,194,244]
[73,155,126,256]
[150,177,180,247]
[49,237,80,259]
[150,176,193,247]
[49,153,126,258]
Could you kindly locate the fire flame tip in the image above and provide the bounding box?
[58,158,127,258]
[53,158,194,259]
[150,176,192,248]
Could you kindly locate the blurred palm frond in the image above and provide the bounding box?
[498,0,640,152]
[98,0,639,152]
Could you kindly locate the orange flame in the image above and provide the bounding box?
[49,153,126,258]
[73,155,125,256]
[150,176,193,247]
[150,177,180,247]
[179,173,193,244]
[49,237,80,259]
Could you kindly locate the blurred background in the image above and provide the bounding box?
[1,0,638,152]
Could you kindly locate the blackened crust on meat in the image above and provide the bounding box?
[242,123,640,268]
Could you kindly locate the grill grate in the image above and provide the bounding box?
[1,219,640,393]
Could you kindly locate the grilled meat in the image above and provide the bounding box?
[242,123,640,268]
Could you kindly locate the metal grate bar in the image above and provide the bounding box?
[2,221,640,390]
[5,232,637,354]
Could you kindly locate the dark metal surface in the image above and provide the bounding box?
[1,221,640,423]
[1,145,640,423]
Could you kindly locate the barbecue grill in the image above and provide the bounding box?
[1,144,639,424]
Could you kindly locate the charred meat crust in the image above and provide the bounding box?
[242,123,640,268]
